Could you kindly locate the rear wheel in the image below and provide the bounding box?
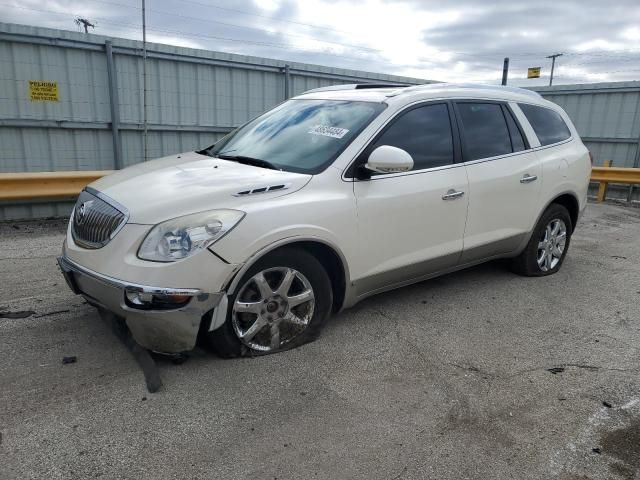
[206,248,332,357]
[510,203,572,276]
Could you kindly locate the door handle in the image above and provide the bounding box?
[442,189,465,200]
[520,174,538,184]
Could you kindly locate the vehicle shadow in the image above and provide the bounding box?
[329,259,513,329]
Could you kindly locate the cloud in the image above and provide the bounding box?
[2,0,640,85]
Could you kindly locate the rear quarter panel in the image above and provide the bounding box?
[513,101,591,229]
[537,138,590,225]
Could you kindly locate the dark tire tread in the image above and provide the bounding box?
[510,203,573,277]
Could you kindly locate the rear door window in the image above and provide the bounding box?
[456,103,513,160]
[518,103,571,146]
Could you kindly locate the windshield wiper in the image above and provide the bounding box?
[216,154,279,171]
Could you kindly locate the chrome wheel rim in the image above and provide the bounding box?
[232,267,315,352]
[537,218,567,272]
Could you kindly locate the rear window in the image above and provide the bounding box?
[518,103,571,146]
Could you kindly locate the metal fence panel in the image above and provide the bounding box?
[532,82,640,169]
[0,22,426,219]
[4,21,640,219]
[0,39,111,123]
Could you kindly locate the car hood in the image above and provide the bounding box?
[89,151,312,224]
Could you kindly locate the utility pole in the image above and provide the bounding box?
[501,57,509,86]
[546,53,563,86]
[142,0,148,162]
[75,18,95,34]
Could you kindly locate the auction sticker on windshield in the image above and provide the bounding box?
[308,125,349,139]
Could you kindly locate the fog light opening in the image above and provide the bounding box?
[125,289,193,310]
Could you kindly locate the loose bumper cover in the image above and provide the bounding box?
[57,255,224,353]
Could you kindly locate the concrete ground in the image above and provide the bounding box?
[0,201,639,480]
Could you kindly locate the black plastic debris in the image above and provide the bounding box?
[592,447,602,454]
[62,356,77,364]
[101,310,162,393]
[0,310,35,319]
[547,367,565,374]
[603,401,613,408]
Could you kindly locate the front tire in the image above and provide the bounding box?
[510,203,572,276]
[206,248,333,358]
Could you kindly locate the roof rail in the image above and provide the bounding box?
[302,83,413,94]
[386,82,543,98]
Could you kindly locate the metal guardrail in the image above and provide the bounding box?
[0,171,111,201]
[591,161,640,202]
[1,164,639,203]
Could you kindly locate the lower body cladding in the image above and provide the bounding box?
[57,256,227,353]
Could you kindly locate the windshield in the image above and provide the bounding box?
[206,99,385,174]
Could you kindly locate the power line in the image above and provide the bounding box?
[3,1,640,83]
[0,3,373,64]
[77,0,354,36]
[147,6,380,53]
[171,0,353,36]
[62,0,640,63]
[82,0,380,54]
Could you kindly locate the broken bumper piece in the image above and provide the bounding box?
[57,255,224,353]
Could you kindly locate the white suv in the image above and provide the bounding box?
[58,83,591,357]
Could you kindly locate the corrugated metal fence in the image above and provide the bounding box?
[532,82,640,201]
[0,22,425,219]
[2,22,640,219]
[532,82,640,169]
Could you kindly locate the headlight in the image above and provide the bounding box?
[138,209,245,262]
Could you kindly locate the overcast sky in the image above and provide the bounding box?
[4,0,640,86]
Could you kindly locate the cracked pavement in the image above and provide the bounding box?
[1,201,639,479]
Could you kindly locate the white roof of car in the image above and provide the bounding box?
[295,83,547,106]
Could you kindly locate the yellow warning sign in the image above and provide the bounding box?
[527,67,541,79]
[29,81,59,102]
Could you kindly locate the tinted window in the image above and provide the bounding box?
[457,103,512,160]
[369,103,454,170]
[519,103,571,146]
[504,108,526,152]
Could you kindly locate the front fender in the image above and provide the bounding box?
[216,233,352,299]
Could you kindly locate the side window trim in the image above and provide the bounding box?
[343,100,461,179]
[509,102,542,148]
[501,103,531,151]
[452,99,532,164]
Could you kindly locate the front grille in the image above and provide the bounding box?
[71,189,128,249]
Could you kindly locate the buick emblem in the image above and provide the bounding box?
[76,200,93,224]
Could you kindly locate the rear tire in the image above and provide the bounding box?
[510,203,572,277]
[206,247,332,358]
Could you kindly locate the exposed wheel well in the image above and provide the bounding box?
[267,242,346,313]
[550,193,579,232]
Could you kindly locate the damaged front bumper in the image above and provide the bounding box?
[57,255,224,353]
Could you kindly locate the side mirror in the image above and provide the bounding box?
[364,145,414,174]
